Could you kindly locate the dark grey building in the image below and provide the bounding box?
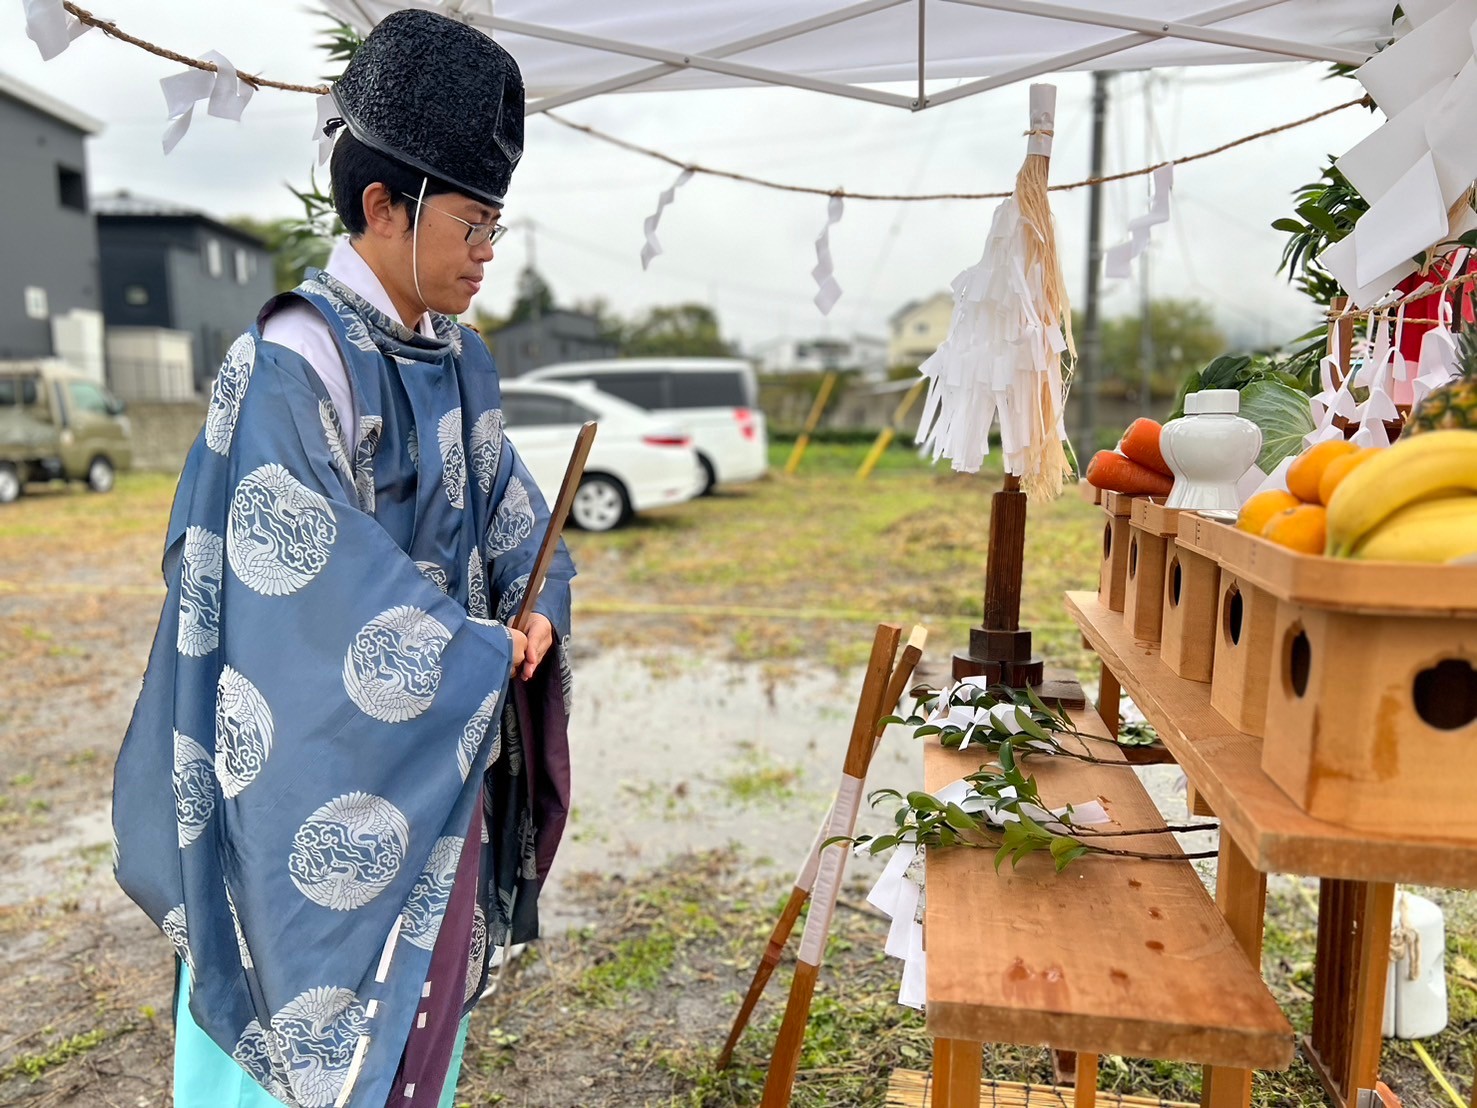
[95,193,275,391]
[0,72,102,362]
[486,310,619,378]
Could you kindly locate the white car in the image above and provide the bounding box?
[520,358,768,493]
[500,380,704,532]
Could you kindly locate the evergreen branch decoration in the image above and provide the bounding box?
[828,744,1217,874]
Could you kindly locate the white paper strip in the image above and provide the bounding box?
[1424,58,1477,205]
[811,193,845,315]
[23,0,88,61]
[639,167,693,270]
[1025,84,1055,157]
[160,52,255,154]
[1353,152,1448,288]
[1356,0,1477,117]
[1318,233,1419,310]
[865,843,915,915]
[1105,164,1173,280]
[898,919,927,1009]
[374,914,403,982]
[1337,80,1451,207]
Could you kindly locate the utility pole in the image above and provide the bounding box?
[1076,71,1110,458]
[1138,73,1155,415]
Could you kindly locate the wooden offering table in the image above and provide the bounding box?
[1066,590,1477,1108]
[922,706,1294,1108]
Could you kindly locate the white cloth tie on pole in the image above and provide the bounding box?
[1105,163,1173,280]
[639,168,694,270]
[24,0,89,60]
[160,51,254,155]
[811,193,845,315]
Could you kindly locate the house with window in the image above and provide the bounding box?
[94,192,275,394]
[0,72,105,378]
[485,309,619,378]
[752,334,888,379]
[887,291,954,369]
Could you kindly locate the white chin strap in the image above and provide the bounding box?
[410,175,429,323]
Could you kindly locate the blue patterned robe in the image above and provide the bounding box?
[113,270,574,1108]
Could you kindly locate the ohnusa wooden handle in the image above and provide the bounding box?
[513,420,597,632]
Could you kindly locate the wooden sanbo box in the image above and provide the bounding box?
[1122,499,1180,644]
[1160,527,1220,683]
[1098,491,1134,613]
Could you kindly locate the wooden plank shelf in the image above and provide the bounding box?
[1066,591,1477,889]
[922,711,1294,1072]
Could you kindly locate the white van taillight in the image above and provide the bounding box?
[642,434,692,448]
[735,408,757,441]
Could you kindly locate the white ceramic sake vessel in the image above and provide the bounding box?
[1159,389,1262,511]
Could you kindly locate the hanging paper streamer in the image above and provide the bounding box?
[23,0,89,61]
[1105,163,1174,280]
[811,193,844,315]
[160,52,255,155]
[639,168,693,270]
[915,84,1076,500]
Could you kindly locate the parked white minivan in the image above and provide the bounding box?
[521,358,767,493]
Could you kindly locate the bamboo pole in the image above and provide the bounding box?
[784,371,839,475]
[715,626,927,1070]
[857,378,927,480]
[758,623,902,1106]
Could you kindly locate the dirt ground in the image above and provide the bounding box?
[1,470,1474,1107]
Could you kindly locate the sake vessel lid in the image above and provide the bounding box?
[1195,389,1240,414]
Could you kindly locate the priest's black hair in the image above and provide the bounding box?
[329,134,460,238]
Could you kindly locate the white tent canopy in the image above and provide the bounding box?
[320,0,1392,113]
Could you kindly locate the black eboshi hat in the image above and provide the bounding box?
[330,9,524,208]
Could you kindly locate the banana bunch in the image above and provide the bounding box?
[1325,430,1477,560]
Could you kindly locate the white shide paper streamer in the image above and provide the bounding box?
[1105,163,1173,280]
[640,168,694,270]
[24,0,89,60]
[811,194,845,315]
[160,51,255,155]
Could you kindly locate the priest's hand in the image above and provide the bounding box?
[519,613,554,681]
[508,626,527,676]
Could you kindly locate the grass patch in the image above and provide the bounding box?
[716,747,803,807]
[0,1027,113,1082]
[564,440,1099,674]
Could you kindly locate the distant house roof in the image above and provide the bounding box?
[94,191,268,249]
[0,70,102,135]
[888,291,952,329]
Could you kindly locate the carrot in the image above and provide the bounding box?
[1085,450,1175,496]
[1117,418,1173,477]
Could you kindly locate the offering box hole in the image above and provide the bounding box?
[1223,585,1244,647]
[1129,537,1139,579]
[1413,658,1477,730]
[1102,520,1113,560]
[1169,558,1182,607]
[1284,626,1311,699]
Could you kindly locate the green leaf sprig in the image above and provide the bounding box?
[884,682,1117,764]
[831,741,1218,874]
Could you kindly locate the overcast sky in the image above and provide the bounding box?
[5,1,1384,353]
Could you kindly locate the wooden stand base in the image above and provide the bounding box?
[950,651,1044,687]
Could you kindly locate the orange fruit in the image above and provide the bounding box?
[1260,504,1327,554]
[1237,489,1301,534]
[1286,439,1359,502]
[1316,447,1379,506]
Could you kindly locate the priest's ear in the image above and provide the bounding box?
[360,183,409,241]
